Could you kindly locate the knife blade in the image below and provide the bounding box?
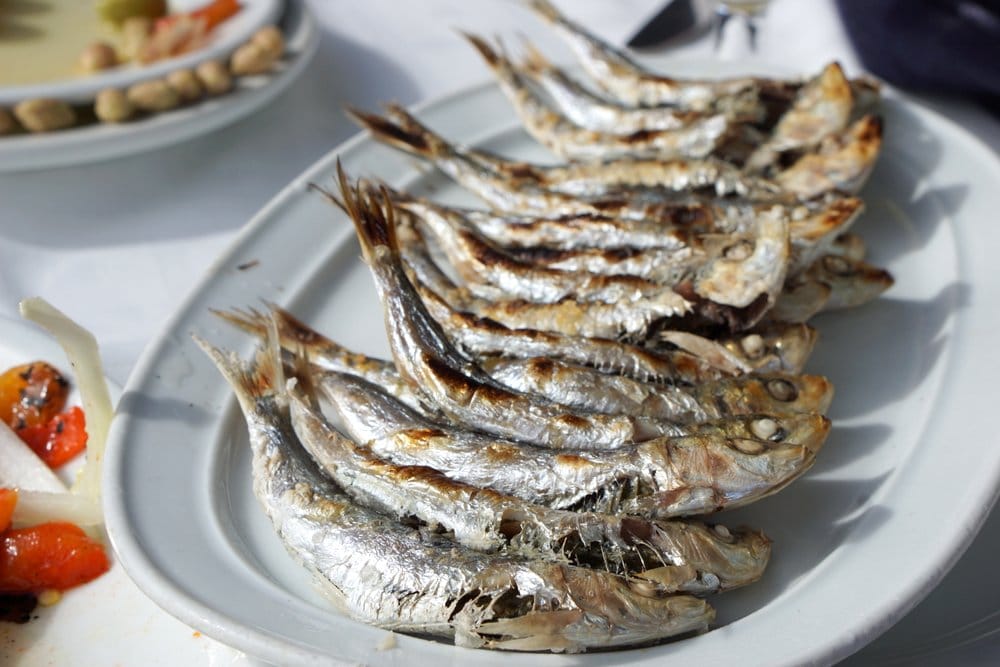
[627,0,715,49]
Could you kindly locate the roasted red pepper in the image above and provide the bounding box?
[155,0,241,33]
[0,522,109,593]
[0,489,16,533]
[0,362,69,432]
[17,407,88,469]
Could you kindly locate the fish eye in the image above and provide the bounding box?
[822,255,853,276]
[766,378,798,402]
[724,240,754,261]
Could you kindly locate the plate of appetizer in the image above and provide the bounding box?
[0,304,242,665]
[0,0,319,171]
[103,2,1000,666]
[0,0,281,106]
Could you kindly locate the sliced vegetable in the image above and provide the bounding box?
[0,522,109,593]
[0,362,69,431]
[17,407,88,469]
[12,491,103,532]
[0,489,17,532]
[19,298,114,503]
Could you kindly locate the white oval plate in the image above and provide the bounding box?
[103,59,1000,666]
[0,1,316,173]
[0,0,281,106]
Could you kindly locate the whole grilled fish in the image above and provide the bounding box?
[199,339,715,651]
[482,356,833,420]
[465,33,730,161]
[524,0,765,110]
[518,38,765,133]
[287,376,771,595]
[399,215,780,334]
[398,181,788,312]
[320,369,829,518]
[330,164,673,449]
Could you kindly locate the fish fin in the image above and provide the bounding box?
[461,32,501,69]
[193,336,280,410]
[335,161,399,262]
[345,107,434,159]
[211,305,269,337]
[517,36,553,74]
[524,0,562,24]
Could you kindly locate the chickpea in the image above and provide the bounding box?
[230,42,275,76]
[13,98,76,133]
[126,79,180,112]
[166,68,203,103]
[0,107,16,135]
[78,41,119,73]
[94,88,134,123]
[251,26,284,60]
[122,16,153,61]
[195,59,232,96]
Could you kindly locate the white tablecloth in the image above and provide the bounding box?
[1,1,996,664]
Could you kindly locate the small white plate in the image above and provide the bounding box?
[0,0,281,106]
[0,1,316,173]
[103,59,1000,666]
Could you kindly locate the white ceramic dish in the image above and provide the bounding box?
[103,59,1000,666]
[0,1,316,173]
[0,0,281,106]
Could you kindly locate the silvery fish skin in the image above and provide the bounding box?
[416,283,758,382]
[320,369,829,518]
[744,62,854,173]
[524,0,762,110]
[482,356,833,420]
[774,115,884,198]
[348,105,716,223]
[199,340,714,652]
[287,380,771,595]
[213,305,429,413]
[398,222,699,338]
[402,184,788,311]
[400,183,693,307]
[331,166,670,449]
[354,105,864,236]
[464,33,730,160]
[518,38,765,133]
[393,190,706,284]
[401,212,782,334]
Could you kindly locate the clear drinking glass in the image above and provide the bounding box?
[713,0,771,52]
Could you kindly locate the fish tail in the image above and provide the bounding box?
[211,305,270,338]
[345,107,439,161]
[334,161,399,262]
[461,32,502,70]
[517,36,553,75]
[193,335,282,411]
[524,0,562,24]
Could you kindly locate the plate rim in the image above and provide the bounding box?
[102,59,1000,666]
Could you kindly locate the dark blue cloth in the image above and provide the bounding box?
[835,0,1000,112]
